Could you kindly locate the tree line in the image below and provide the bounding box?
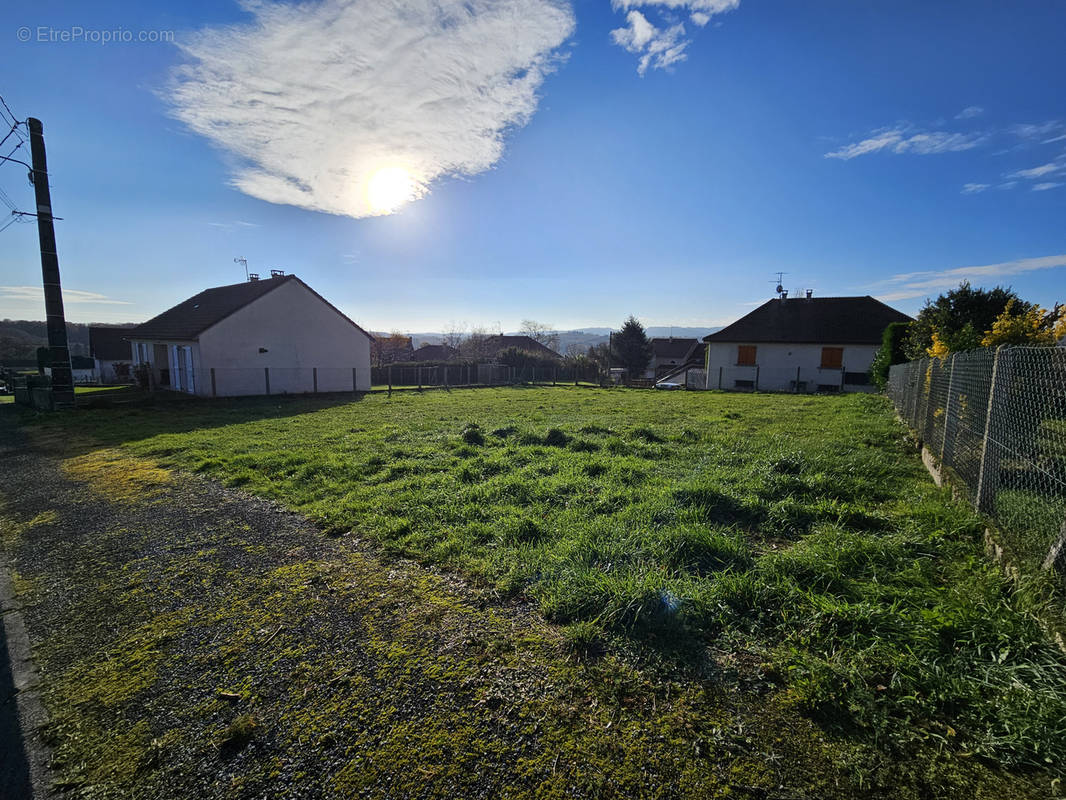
[871,282,1065,387]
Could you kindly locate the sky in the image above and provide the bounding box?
[0,0,1064,333]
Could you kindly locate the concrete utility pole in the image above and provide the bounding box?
[27,117,74,408]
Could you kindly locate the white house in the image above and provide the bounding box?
[89,326,135,384]
[127,273,373,397]
[704,295,912,393]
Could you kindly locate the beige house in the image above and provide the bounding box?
[128,274,373,397]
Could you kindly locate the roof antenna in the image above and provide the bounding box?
[234,256,249,281]
[770,271,788,298]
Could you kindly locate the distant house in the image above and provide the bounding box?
[89,326,136,384]
[480,335,561,362]
[645,337,699,379]
[654,341,706,387]
[127,274,373,397]
[703,295,912,392]
[410,344,458,362]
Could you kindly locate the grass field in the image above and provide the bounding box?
[13,387,1066,796]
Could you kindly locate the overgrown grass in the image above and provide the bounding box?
[20,387,1066,779]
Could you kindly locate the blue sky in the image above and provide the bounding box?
[0,0,1064,332]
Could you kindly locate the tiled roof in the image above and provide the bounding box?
[88,326,136,360]
[704,296,912,345]
[485,335,562,359]
[410,344,457,361]
[129,276,372,342]
[651,337,698,360]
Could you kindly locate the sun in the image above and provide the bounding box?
[366,166,415,214]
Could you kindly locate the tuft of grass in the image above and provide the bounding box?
[219,713,257,754]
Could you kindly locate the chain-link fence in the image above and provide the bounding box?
[887,346,1066,584]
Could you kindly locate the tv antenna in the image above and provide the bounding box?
[234,256,248,280]
[770,271,788,297]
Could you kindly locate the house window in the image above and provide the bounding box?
[820,347,843,369]
[737,345,757,366]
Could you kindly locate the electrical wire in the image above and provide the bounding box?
[0,214,18,234]
[0,94,22,128]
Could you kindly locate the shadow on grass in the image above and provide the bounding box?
[14,390,373,452]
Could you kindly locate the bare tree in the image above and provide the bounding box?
[520,319,560,353]
[460,325,494,361]
[441,322,466,352]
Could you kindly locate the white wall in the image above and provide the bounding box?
[705,342,879,392]
[196,279,372,396]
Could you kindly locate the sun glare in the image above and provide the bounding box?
[367,166,415,214]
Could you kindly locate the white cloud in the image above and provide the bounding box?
[168,0,575,219]
[955,106,983,119]
[1033,182,1063,191]
[961,183,990,194]
[1010,121,1065,141]
[0,286,132,305]
[609,0,738,70]
[611,10,689,75]
[1008,161,1064,180]
[825,128,985,160]
[870,255,1066,302]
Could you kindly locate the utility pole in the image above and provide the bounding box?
[27,118,74,408]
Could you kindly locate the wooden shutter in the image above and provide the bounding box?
[821,347,843,369]
[737,345,757,366]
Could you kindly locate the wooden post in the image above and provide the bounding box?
[264,367,270,395]
[313,367,318,394]
[1042,519,1066,573]
[211,367,217,397]
[975,347,1005,513]
[718,366,723,390]
[839,366,845,392]
[388,364,392,397]
[795,366,800,393]
[418,366,422,391]
[754,365,760,392]
[553,367,557,386]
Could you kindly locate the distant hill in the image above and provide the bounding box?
[0,319,137,363]
[387,326,723,355]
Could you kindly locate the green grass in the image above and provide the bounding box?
[20,387,1066,788]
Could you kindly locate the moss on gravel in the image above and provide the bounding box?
[2,391,1063,798]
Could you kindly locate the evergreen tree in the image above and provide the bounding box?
[611,316,653,378]
[870,321,909,389]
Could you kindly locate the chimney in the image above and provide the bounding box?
[270,269,286,278]
[805,289,813,299]
[248,273,259,282]
[780,290,788,300]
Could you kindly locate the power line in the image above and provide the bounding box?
[0,214,18,235]
[0,94,22,128]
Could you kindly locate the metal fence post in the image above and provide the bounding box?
[940,353,957,465]
[975,346,1005,513]
[211,367,216,397]
[755,365,760,392]
[313,367,318,394]
[264,367,270,395]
